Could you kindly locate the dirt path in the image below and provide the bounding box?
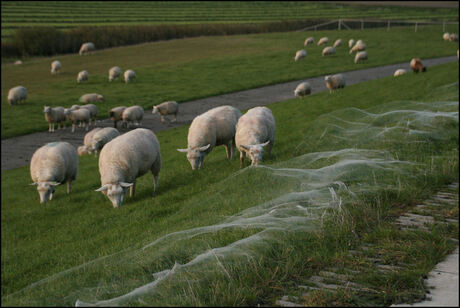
[1,55,457,171]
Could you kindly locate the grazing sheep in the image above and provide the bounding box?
[7,85,27,106]
[333,39,342,48]
[79,93,104,103]
[294,82,311,98]
[152,101,179,123]
[449,33,458,42]
[294,49,307,62]
[51,60,61,74]
[317,37,328,46]
[14,60,22,65]
[354,51,368,63]
[108,66,121,82]
[96,128,161,208]
[443,32,450,41]
[77,70,89,83]
[89,127,120,155]
[79,42,95,55]
[325,74,346,93]
[410,58,426,73]
[235,106,275,167]
[177,105,242,170]
[124,69,136,83]
[44,106,66,132]
[64,108,91,133]
[322,46,336,56]
[349,41,366,54]
[79,104,98,126]
[348,39,355,48]
[393,69,407,77]
[122,105,144,128]
[109,106,127,128]
[304,37,314,46]
[30,141,78,204]
[78,127,102,156]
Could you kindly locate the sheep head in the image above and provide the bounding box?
[240,141,270,166]
[30,181,60,204]
[177,144,211,170]
[95,182,133,208]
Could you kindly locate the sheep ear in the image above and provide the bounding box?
[198,144,211,152]
[240,144,251,151]
[177,148,188,153]
[119,182,133,188]
[95,184,109,192]
[30,182,38,186]
[260,141,270,147]
[47,181,61,186]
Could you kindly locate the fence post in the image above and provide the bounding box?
[415,22,418,32]
[387,20,390,31]
[361,19,364,30]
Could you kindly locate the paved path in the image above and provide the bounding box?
[1,55,457,171]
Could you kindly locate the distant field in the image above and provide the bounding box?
[1,1,458,40]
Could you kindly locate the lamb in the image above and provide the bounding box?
[77,70,88,83]
[152,101,179,123]
[122,105,144,128]
[95,128,161,208]
[8,85,27,106]
[64,108,91,133]
[177,105,242,170]
[108,66,121,82]
[349,41,366,54]
[354,51,368,63]
[333,39,342,48]
[410,58,426,73]
[325,74,346,93]
[322,46,336,56]
[14,60,22,65]
[89,127,120,155]
[443,32,451,41]
[348,39,355,48]
[393,69,407,77]
[317,37,328,46]
[79,93,104,103]
[449,33,458,42]
[51,60,61,74]
[30,141,78,204]
[304,37,314,46]
[44,106,66,132]
[235,106,275,167]
[294,81,311,97]
[294,49,307,62]
[78,127,102,156]
[124,69,136,83]
[109,106,127,128]
[79,42,95,55]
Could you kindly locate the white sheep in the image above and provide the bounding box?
[443,32,450,41]
[95,128,161,208]
[122,105,144,128]
[108,66,121,82]
[235,106,275,167]
[79,93,104,103]
[348,39,355,48]
[304,37,314,46]
[124,69,136,83]
[51,60,61,74]
[294,81,311,98]
[44,106,66,132]
[64,108,91,133]
[78,127,102,156]
[325,74,346,93]
[393,69,407,77]
[349,41,366,54]
[14,60,22,65]
[77,70,89,83]
[152,101,179,123]
[7,85,27,106]
[177,105,242,170]
[333,39,342,48]
[109,106,127,128]
[79,104,98,126]
[322,46,336,56]
[30,141,78,204]
[294,49,307,62]
[449,33,458,42]
[354,51,368,63]
[89,127,120,155]
[317,37,328,46]
[79,42,95,55]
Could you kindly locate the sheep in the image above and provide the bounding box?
[44,106,66,132]
[89,127,120,156]
[152,101,179,123]
[348,39,355,48]
[108,66,121,82]
[122,105,144,128]
[304,37,314,46]
[14,60,22,65]
[7,85,27,106]
[457,49,459,60]
[333,39,342,48]
[79,42,95,55]
[317,37,328,46]
[294,81,311,98]
[393,69,407,77]
[443,32,451,41]
[64,108,91,133]
[235,106,275,167]
[322,46,336,56]
[95,128,161,208]
[78,127,102,156]
[77,70,88,83]
[410,58,426,73]
[109,106,127,128]
[124,69,136,83]
[349,41,366,54]
[79,93,104,103]
[449,33,458,42]
[51,60,61,74]
[79,104,98,126]
[30,141,78,204]
[294,49,307,62]
[325,74,346,93]
[177,105,242,170]
[354,51,368,63]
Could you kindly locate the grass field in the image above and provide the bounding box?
[2,25,459,139]
[2,1,458,40]
[1,59,458,306]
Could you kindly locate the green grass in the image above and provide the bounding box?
[2,26,459,139]
[1,60,458,306]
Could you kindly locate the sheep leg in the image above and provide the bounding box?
[160,115,165,123]
[199,156,205,169]
[113,121,117,128]
[224,143,231,159]
[173,114,177,123]
[48,123,52,132]
[240,151,246,168]
[71,122,76,133]
[51,123,55,132]
[153,174,159,192]
[130,180,136,197]
[267,141,274,156]
[67,181,72,194]
[85,121,89,131]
